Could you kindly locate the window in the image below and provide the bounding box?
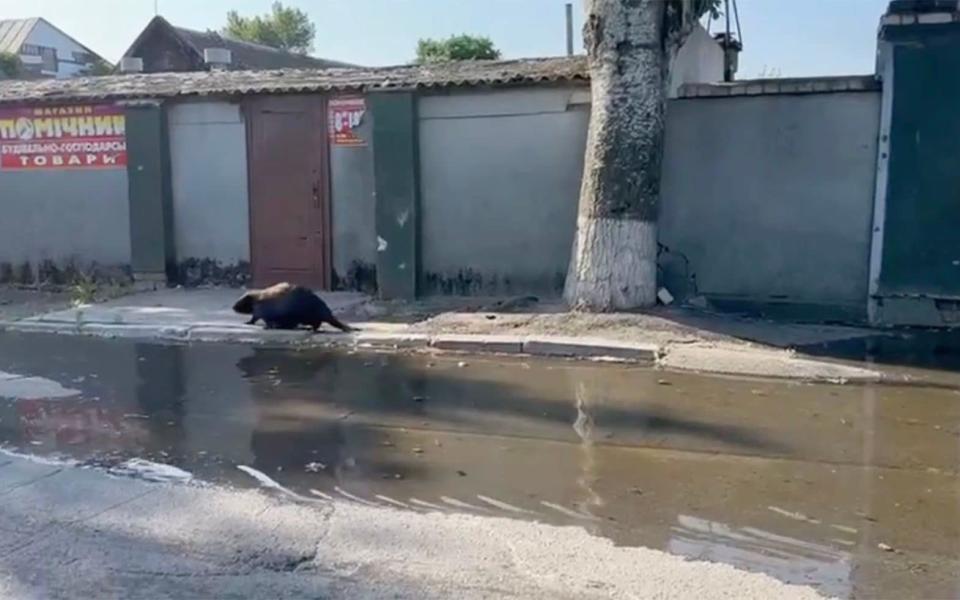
[19,44,57,71]
[72,51,93,64]
[40,47,57,72]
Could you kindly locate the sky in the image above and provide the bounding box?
[2,0,892,78]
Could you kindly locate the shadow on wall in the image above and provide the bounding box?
[422,269,567,297]
[176,258,251,288]
[0,258,131,287]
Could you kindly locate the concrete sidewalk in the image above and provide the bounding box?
[0,288,890,384]
[0,451,827,599]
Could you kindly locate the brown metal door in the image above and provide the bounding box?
[245,95,331,289]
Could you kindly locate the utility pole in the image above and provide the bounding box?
[723,0,733,81]
[565,3,574,56]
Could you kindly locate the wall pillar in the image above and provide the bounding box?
[125,102,175,287]
[370,92,419,300]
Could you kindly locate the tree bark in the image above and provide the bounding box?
[564,0,670,311]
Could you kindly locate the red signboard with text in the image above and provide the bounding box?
[328,98,367,147]
[0,104,127,170]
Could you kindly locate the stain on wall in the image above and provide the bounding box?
[418,86,589,297]
[332,260,377,295]
[0,168,131,276]
[659,89,880,321]
[168,100,251,269]
[330,97,377,292]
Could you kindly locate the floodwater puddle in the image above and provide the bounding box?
[0,331,958,598]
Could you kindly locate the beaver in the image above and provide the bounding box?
[233,282,354,332]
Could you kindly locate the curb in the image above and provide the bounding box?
[523,336,659,361]
[431,334,524,354]
[0,320,889,383]
[0,320,658,364]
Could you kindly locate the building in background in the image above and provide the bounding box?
[0,18,104,79]
[120,16,353,73]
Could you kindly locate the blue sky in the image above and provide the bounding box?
[5,0,890,77]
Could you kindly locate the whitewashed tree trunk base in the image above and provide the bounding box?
[564,217,657,311]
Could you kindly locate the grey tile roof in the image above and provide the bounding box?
[0,56,589,105]
[0,18,38,54]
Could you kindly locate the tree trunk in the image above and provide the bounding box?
[564,0,669,311]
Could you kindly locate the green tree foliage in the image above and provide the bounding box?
[0,52,22,78]
[415,34,501,64]
[224,2,316,54]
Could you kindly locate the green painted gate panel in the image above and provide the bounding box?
[880,23,960,297]
[370,93,419,300]
[125,104,175,279]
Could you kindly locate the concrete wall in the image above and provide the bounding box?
[660,89,881,321]
[669,25,725,97]
[329,97,377,292]
[0,166,130,279]
[167,100,250,283]
[418,86,589,296]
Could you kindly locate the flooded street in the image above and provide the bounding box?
[0,332,958,599]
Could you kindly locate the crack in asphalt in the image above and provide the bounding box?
[0,468,62,498]
[0,488,158,560]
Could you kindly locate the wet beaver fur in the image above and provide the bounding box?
[233,282,353,332]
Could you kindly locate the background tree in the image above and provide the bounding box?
[224,2,316,54]
[564,0,718,311]
[0,52,22,79]
[415,34,501,63]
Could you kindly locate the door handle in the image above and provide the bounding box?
[312,181,321,208]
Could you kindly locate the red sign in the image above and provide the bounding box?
[0,104,127,170]
[328,98,366,147]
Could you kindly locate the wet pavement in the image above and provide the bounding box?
[0,332,958,599]
[798,328,960,376]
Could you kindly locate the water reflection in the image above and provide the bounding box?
[0,332,957,598]
[669,515,852,598]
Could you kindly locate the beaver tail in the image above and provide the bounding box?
[326,315,355,332]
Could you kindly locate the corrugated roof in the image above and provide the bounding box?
[0,18,38,54]
[0,56,589,105]
[173,26,354,70]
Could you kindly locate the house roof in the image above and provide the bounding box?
[0,56,589,105]
[0,18,38,54]
[173,25,354,70]
[0,17,104,62]
[122,16,353,71]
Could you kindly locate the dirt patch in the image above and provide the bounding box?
[408,311,737,347]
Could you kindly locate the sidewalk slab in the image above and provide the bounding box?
[524,336,659,362]
[21,288,368,330]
